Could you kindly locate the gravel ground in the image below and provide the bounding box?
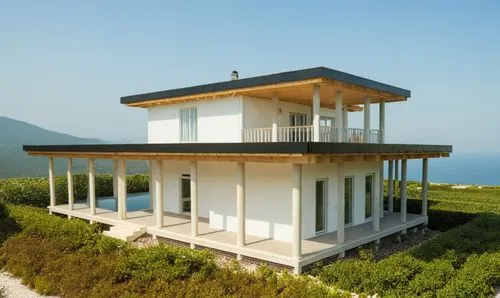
[0,271,57,298]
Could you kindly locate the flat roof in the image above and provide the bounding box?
[23,143,451,164]
[121,67,411,107]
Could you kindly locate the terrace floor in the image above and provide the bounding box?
[50,204,427,270]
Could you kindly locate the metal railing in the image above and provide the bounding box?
[242,127,272,143]
[278,125,313,142]
[319,127,382,144]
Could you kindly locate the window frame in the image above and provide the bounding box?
[179,107,198,143]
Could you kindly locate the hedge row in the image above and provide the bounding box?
[0,203,348,297]
[316,213,500,297]
[0,174,148,207]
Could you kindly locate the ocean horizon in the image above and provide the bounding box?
[397,153,500,186]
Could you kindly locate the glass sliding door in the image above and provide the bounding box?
[315,179,328,234]
[181,175,191,213]
[344,176,354,225]
[365,174,374,219]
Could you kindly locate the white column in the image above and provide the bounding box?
[422,158,428,217]
[401,159,407,223]
[335,91,343,142]
[388,160,394,212]
[373,165,380,232]
[112,159,118,198]
[379,101,385,143]
[148,161,154,210]
[337,162,345,250]
[363,97,371,143]
[312,85,320,142]
[272,94,279,142]
[236,162,245,248]
[88,158,96,215]
[154,160,164,228]
[342,106,348,128]
[394,159,399,197]
[190,161,198,238]
[48,157,55,214]
[117,159,127,220]
[292,164,302,259]
[379,160,384,218]
[67,158,74,211]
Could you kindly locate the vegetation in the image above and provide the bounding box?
[0,203,347,297]
[313,183,500,297]
[0,173,149,207]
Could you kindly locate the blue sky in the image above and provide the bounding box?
[1,1,499,152]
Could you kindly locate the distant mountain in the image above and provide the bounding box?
[0,116,147,178]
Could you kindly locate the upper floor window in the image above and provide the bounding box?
[289,113,309,126]
[320,116,334,127]
[180,107,197,142]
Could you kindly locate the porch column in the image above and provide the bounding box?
[236,162,245,249]
[379,101,385,143]
[117,159,127,220]
[335,91,343,142]
[292,164,302,260]
[394,160,399,197]
[401,159,408,224]
[112,159,118,198]
[373,163,380,232]
[191,161,199,239]
[421,158,429,217]
[388,160,394,212]
[154,160,164,228]
[48,157,55,214]
[363,97,371,143]
[337,162,345,255]
[342,106,348,128]
[379,160,384,218]
[88,158,96,215]
[272,94,279,142]
[148,161,154,210]
[312,85,320,142]
[67,158,74,211]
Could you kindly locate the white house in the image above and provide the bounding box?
[24,67,452,273]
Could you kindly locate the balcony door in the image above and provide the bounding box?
[365,174,374,220]
[289,113,309,141]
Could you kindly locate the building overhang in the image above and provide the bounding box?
[121,67,411,110]
[23,143,451,164]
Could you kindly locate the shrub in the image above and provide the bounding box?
[0,174,149,207]
[407,260,456,296]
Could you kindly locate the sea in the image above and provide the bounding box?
[402,153,500,186]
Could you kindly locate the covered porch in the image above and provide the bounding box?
[49,203,427,270]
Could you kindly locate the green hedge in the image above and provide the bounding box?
[0,204,348,297]
[316,213,500,297]
[0,174,149,207]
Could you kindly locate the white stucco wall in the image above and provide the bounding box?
[158,160,381,243]
[148,96,243,143]
[242,96,342,129]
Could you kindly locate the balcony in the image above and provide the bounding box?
[242,126,382,144]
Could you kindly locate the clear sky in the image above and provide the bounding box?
[1,1,499,152]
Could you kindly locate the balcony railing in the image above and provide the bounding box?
[242,126,382,144]
[278,126,313,142]
[242,127,272,143]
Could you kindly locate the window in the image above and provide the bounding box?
[289,113,308,126]
[180,108,197,142]
[344,176,354,225]
[320,116,334,127]
[365,174,374,219]
[181,174,191,213]
[315,179,328,234]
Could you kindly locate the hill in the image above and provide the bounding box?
[0,116,147,178]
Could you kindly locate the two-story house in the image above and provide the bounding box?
[24,67,451,273]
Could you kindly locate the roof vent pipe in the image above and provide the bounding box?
[231,70,239,80]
